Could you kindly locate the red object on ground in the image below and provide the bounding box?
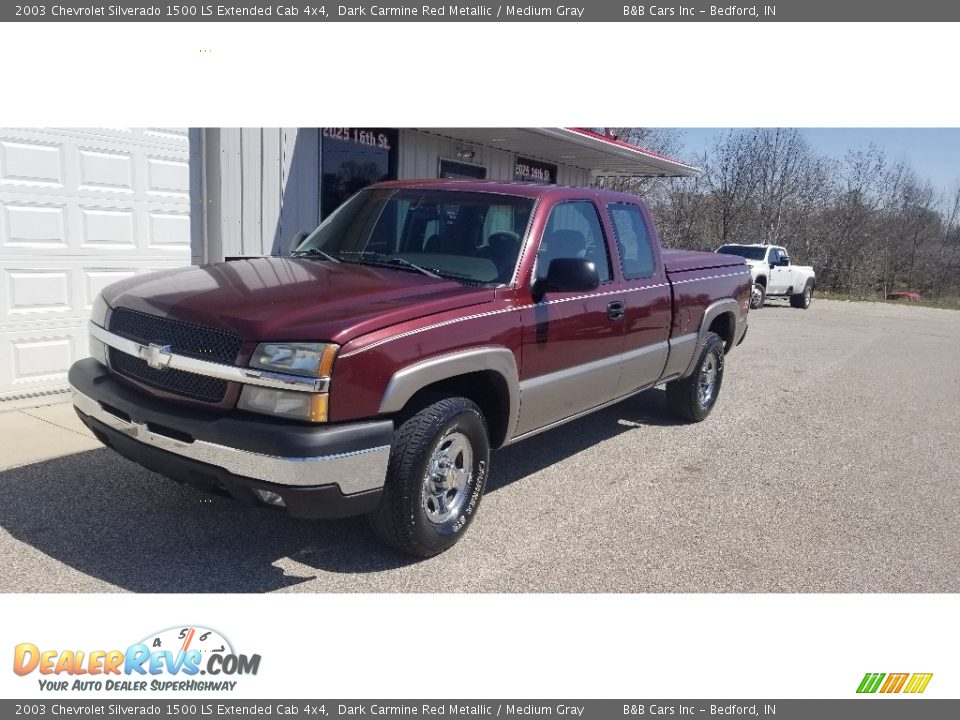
[887,291,922,301]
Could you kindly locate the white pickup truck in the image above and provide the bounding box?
[716,244,816,310]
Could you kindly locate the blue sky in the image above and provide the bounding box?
[675,128,960,198]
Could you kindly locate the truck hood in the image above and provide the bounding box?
[102,258,496,344]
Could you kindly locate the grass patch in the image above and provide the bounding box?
[817,291,960,310]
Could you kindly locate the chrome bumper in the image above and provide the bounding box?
[72,387,390,495]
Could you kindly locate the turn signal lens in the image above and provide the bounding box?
[238,387,328,423]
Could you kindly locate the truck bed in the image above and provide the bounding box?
[662,249,745,274]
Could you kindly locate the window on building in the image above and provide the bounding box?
[537,201,613,284]
[607,203,656,279]
[439,159,487,179]
[321,128,398,220]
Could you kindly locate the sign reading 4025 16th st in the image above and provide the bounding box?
[13,626,261,693]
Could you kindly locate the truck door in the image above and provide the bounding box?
[605,202,672,397]
[515,199,625,436]
[767,247,790,293]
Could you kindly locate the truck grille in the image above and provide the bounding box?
[108,308,243,403]
[108,349,230,402]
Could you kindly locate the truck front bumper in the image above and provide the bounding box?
[68,358,392,519]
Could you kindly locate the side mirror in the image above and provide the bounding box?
[289,231,309,255]
[535,258,599,299]
[778,257,790,267]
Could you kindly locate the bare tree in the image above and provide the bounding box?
[589,128,960,299]
[704,130,762,244]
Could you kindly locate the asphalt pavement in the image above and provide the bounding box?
[1,298,958,593]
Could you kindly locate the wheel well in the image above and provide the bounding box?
[708,312,736,352]
[755,275,767,287]
[400,371,512,449]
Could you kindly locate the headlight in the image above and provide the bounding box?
[238,386,328,423]
[250,342,338,378]
[90,293,109,328]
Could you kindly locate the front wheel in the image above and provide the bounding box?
[367,396,490,558]
[665,332,725,422]
[790,280,813,309]
[750,282,766,309]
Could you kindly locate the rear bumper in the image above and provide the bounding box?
[68,358,392,519]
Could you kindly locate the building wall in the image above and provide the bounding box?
[191,128,593,262]
[397,129,590,186]
[190,128,320,264]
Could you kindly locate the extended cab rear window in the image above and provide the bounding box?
[608,203,656,280]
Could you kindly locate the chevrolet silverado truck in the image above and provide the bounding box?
[715,243,816,309]
[69,180,751,557]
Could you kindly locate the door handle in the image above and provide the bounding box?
[607,301,626,321]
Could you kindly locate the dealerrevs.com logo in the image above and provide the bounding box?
[857,672,933,694]
[13,626,261,693]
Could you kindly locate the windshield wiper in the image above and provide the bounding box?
[330,251,444,279]
[291,247,340,263]
[382,257,442,279]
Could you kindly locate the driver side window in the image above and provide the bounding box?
[537,201,613,284]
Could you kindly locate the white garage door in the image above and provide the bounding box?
[0,128,191,402]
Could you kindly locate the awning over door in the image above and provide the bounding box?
[413,128,701,178]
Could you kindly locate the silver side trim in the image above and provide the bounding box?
[72,388,389,494]
[661,333,699,380]
[616,339,670,397]
[506,380,657,446]
[514,351,624,437]
[90,322,329,393]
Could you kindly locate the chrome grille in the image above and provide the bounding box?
[108,308,242,402]
[109,307,242,363]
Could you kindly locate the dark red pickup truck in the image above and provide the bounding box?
[69,180,750,556]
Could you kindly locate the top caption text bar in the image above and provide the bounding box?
[5,1,960,22]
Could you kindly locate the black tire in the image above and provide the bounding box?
[790,280,813,309]
[367,396,490,558]
[665,332,725,423]
[750,281,766,309]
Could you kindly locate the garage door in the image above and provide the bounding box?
[0,128,191,402]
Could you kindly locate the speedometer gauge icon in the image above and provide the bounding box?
[139,626,234,657]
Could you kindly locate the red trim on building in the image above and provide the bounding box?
[565,127,688,165]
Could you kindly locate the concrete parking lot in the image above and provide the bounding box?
[1,299,958,593]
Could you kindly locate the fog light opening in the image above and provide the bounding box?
[253,488,286,508]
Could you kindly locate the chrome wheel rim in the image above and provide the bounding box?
[804,286,811,306]
[698,352,719,408]
[422,431,473,524]
[751,284,763,308]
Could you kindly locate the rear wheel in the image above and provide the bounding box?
[666,332,725,422]
[367,396,490,558]
[790,280,813,309]
[750,281,766,309]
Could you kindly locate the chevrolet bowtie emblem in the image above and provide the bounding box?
[139,343,173,370]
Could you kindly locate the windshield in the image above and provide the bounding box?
[293,188,535,284]
[717,245,768,261]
